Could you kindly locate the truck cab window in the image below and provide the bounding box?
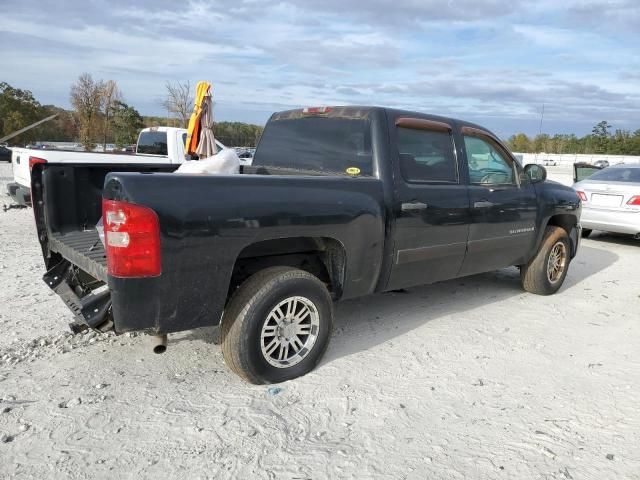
[464,136,515,185]
[137,131,168,156]
[253,117,373,176]
[397,127,458,183]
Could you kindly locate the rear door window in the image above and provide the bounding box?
[397,127,458,183]
[137,131,168,155]
[253,117,373,176]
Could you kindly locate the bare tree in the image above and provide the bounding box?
[70,73,104,151]
[101,79,122,151]
[162,81,192,128]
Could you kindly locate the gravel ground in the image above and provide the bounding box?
[1,162,639,479]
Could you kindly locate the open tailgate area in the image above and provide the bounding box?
[32,162,175,332]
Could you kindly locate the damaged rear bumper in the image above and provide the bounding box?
[43,260,114,333]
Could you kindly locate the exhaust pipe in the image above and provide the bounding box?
[151,334,167,354]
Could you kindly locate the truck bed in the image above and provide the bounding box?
[36,164,175,286]
[49,230,107,282]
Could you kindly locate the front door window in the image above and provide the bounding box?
[464,136,516,186]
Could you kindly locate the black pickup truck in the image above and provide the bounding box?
[31,106,582,384]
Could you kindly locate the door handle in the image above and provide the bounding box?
[474,200,494,208]
[401,201,428,211]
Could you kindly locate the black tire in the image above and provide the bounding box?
[221,266,333,384]
[521,226,571,295]
[581,228,592,238]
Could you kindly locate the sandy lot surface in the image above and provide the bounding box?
[1,162,639,479]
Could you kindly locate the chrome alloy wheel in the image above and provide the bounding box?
[260,296,320,368]
[547,241,567,284]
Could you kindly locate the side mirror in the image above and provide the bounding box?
[524,163,547,183]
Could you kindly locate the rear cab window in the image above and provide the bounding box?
[253,108,374,176]
[137,131,168,156]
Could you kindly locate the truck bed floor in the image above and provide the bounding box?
[49,230,108,282]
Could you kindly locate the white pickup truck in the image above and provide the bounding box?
[7,127,241,206]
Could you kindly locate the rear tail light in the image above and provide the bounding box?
[29,156,47,171]
[627,196,640,206]
[576,190,587,202]
[102,199,161,278]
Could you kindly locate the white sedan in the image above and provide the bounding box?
[573,164,640,239]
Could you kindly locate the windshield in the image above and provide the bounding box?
[137,131,168,156]
[254,116,373,176]
[588,167,640,183]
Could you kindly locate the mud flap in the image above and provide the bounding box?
[569,225,581,258]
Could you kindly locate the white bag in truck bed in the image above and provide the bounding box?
[175,149,240,175]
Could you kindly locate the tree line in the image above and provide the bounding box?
[1,76,264,150]
[0,82,77,145]
[9,78,638,155]
[144,116,263,147]
[505,121,640,155]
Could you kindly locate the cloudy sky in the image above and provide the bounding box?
[1,0,639,136]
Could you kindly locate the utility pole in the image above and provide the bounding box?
[535,103,545,163]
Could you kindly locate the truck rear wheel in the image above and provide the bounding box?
[520,226,571,295]
[221,266,333,384]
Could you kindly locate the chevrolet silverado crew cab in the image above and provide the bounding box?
[31,106,582,384]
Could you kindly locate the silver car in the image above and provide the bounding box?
[573,164,640,238]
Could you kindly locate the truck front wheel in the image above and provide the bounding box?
[520,226,571,295]
[221,266,333,384]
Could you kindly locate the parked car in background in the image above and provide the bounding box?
[7,127,232,206]
[0,144,11,162]
[237,149,254,163]
[594,160,610,168]
[32,105,582,384]
[574,162,604,183]
[573,163,640,238]
[543,159,557,166]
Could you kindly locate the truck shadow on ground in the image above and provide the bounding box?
[584,232,639,247]
[321,245,617,364]
[179,246,617,364]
